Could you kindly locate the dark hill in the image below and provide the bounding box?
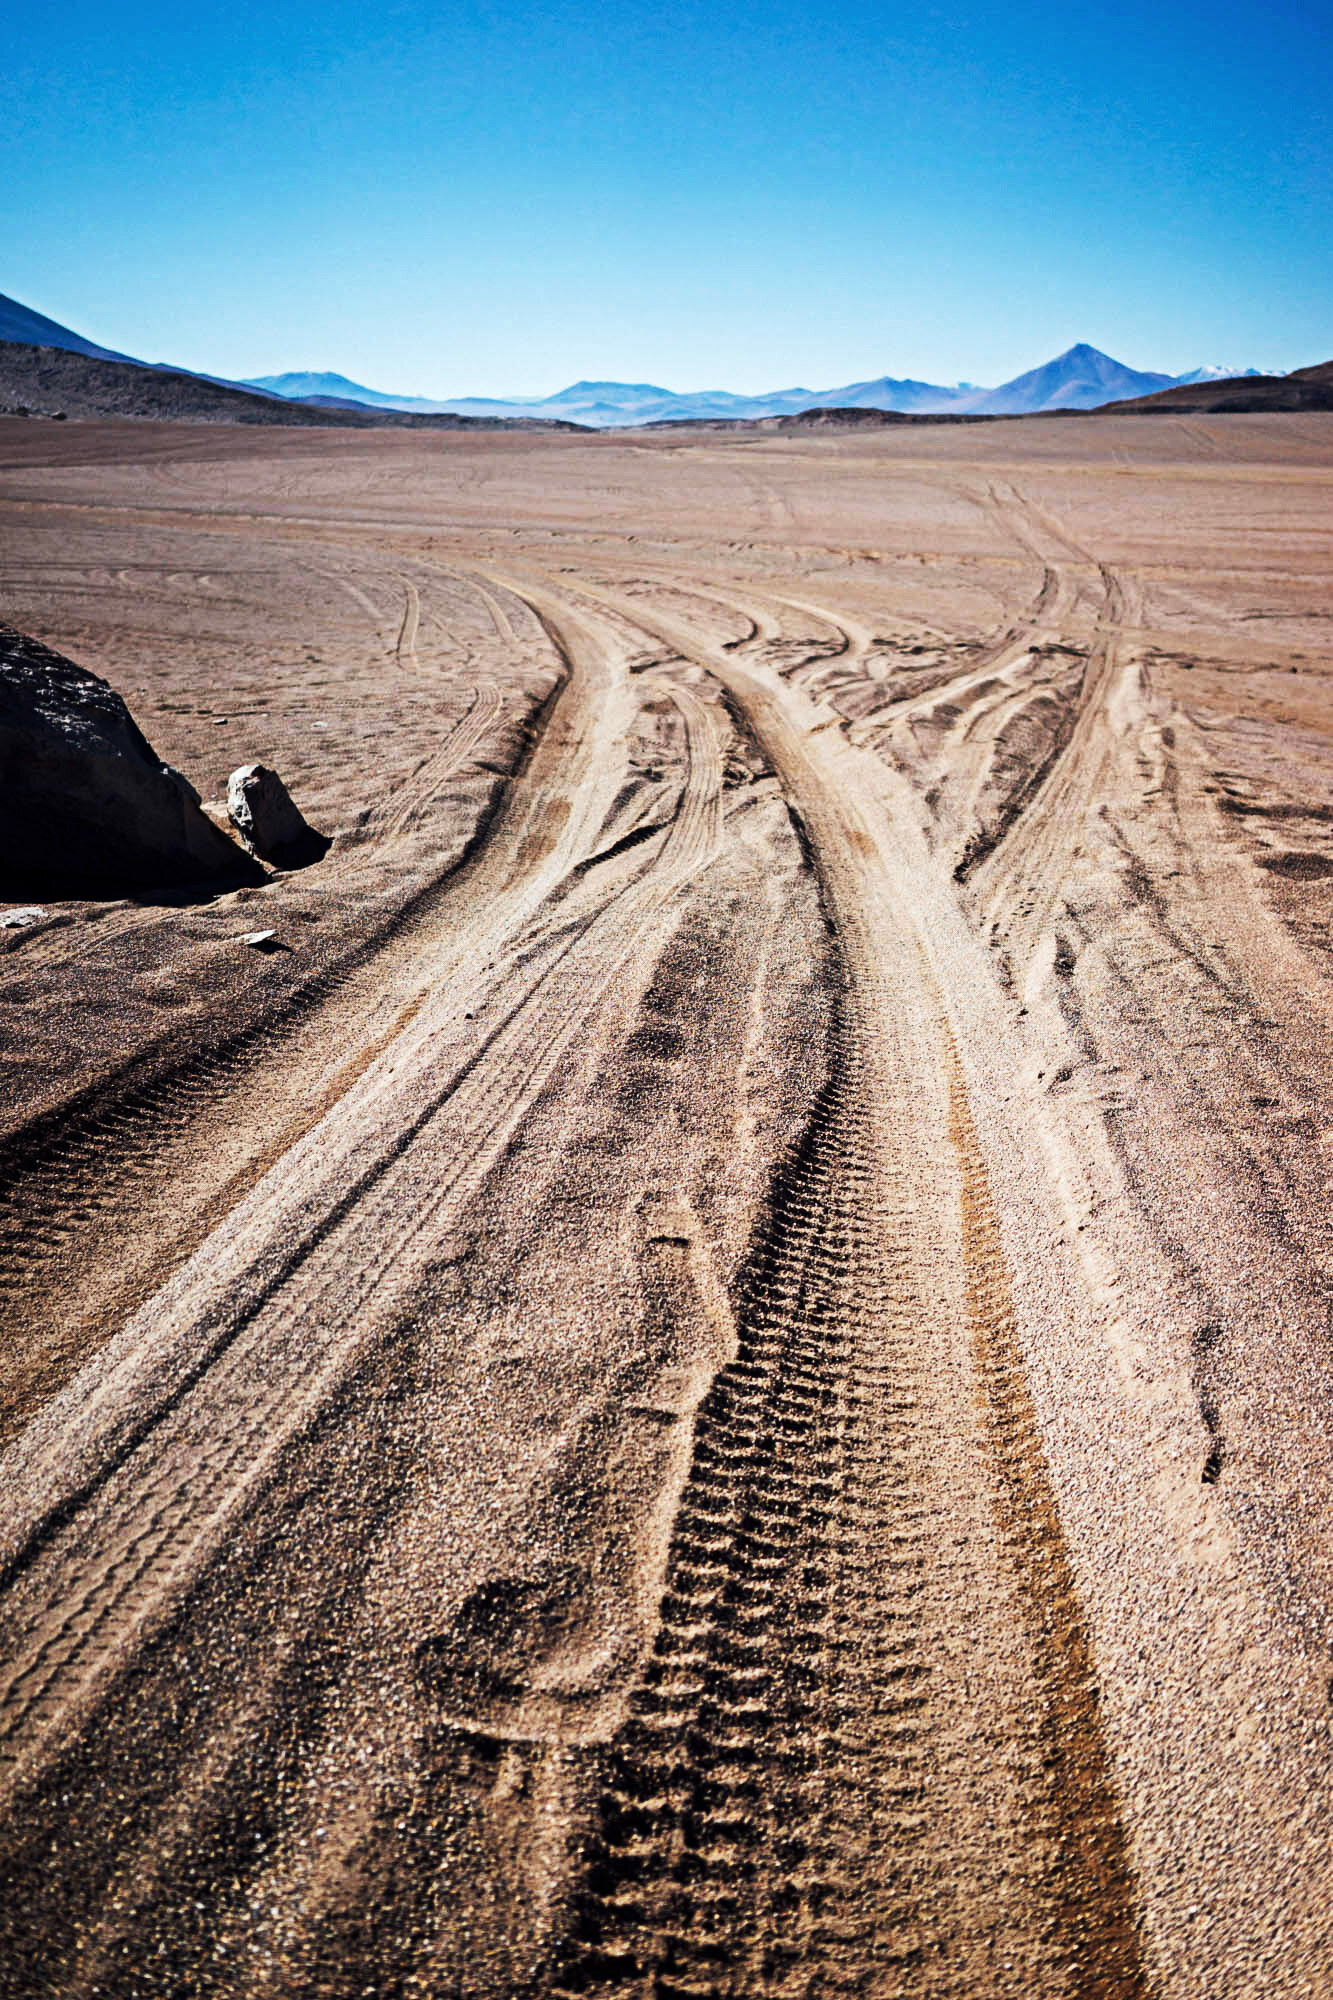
[1098,361,1333,414]
[0,341,588,429]
[767,406,995,431]
[643,406,999,433]
[0,291,142,365]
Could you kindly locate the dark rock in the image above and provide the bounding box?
[0,627,263,896]
[226,763,330,869]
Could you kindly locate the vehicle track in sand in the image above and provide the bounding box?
[783,479,1140,944]
[351,677,505,846]
[0,599,753,1799]
[601,519,1087,893]
[0,554,1150,1997]
[962,563,1143,953]
[848,561,1071,744]
[516,574,1147,1999]
[5,417,1333,1999]
[0,586,589,1443]
[322,569,396,652]
[395,576,421,668]
[3,563,513,986]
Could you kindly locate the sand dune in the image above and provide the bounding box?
[0,411,1331,1996]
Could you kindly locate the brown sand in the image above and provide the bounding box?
[0,411,1331,1997]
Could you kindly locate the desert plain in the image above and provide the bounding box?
[0,409,1332,1997]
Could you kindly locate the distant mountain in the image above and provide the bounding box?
[0,290,142,366]
[451,383,706,423]
[243,370,462,413]
[244,372,976,425]
[0,342,374,424]
[1172,364,1271,386]
[0,291,1292,430]
[429,382,818,424]
[541,380,676,410]
[0,341,589,429]
[1096,360,1333,416]
[806,375,974,415]
[0,291,588,428]
[965,343,1175,415]
[241,373,711,421]
[0,290,292,401]
[243,343,1218,427]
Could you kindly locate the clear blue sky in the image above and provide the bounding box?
[3,0,1329,395]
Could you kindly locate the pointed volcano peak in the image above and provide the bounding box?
[972,344,1176,414]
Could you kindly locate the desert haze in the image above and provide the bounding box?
[2,407,1333,1998]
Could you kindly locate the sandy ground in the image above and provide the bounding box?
[0,411,1331,1998]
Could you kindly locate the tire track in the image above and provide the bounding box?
[556,1014,952,1998]
[942,1033,1148,1998]
[852,562,1069,749]
[964,567,1142,949]
[351,678,504,847]
[395,575,421,669]
[0,594,617,1443]
[542,574,1149,1997]
[856,481,1139,938]
[321,569,395,652]
[0,641,730,1794]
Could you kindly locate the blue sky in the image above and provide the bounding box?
[3,0,1329,395]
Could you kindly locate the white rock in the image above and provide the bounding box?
[226,764,329,870]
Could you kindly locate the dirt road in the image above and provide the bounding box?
[0,414,1331,1996]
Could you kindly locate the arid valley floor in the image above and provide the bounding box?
[1,411,1332,1998]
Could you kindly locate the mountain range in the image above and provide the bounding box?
[242,344,1278,426]
[0,290,1296,428]
[241,346,1176,425]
